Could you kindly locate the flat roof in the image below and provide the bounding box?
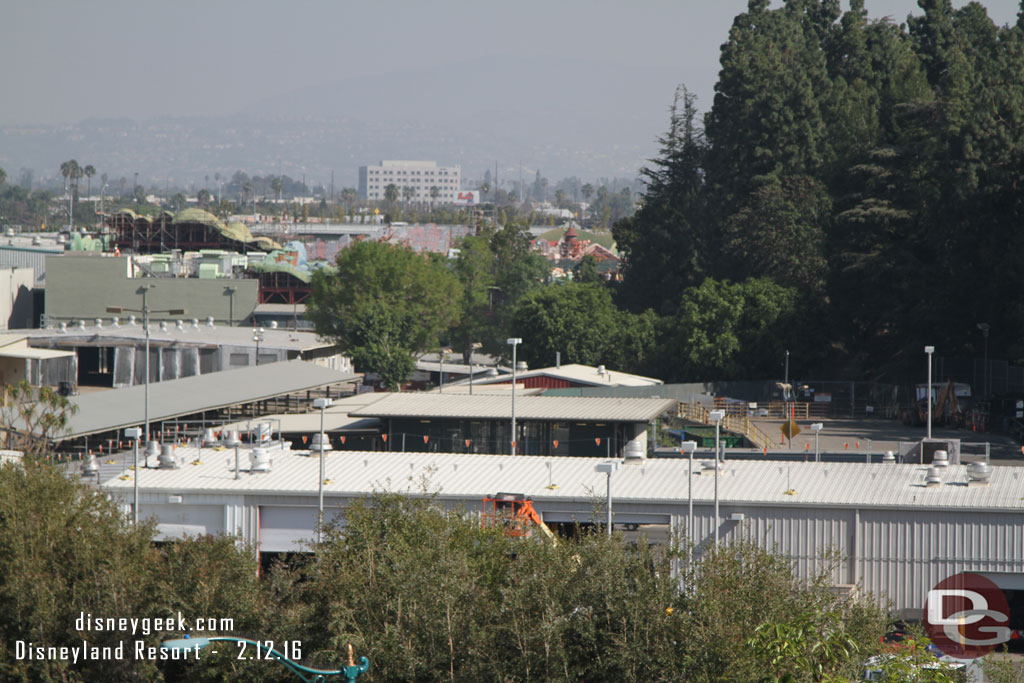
[101,452,1024,513]
[468,363,663,388]
[22,323,331,352]
[39,360,361,440]
[350,393,677,422]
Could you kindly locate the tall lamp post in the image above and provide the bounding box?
[468,342,482,395]
[224,285,237,327]
[708,410,725,545]
[107,286,184,449]
[977,323,990,400]
[313,397,332,544]
[681,440,697,543]
[254,327,265,365]
[507,337,522,454]
[809,422,823,463]
[595,460,620,537]
[438,346,452,393]
[125,427,142,525]
[925,346,935,440]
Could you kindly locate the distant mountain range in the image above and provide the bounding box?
[0,56,700,190]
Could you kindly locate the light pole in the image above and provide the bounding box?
[507,337,522,454]
[468,342,482,395]
[709,409,725,545]
[224,285,237,327]
[681,440,697,543]
[254,327,265,365]
[595,460,620,537]
[313,397,332,544]
[125,427,142,525]
[925,345,935,440]
[107,286,184,449]
[809,423,823,463]
[161,638,368,682]
[438,346,451,393]
[977,323,990,400]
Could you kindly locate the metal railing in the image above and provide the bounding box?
[677,403,777,450]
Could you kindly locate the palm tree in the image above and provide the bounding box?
[60,161,71,193]
[402,185,415,203]
[384,183,399,203]
[430,186,440,205]
[0,168,6,188]
[83,165,96,197]
[270,177,285,216]
[340,187,358,218]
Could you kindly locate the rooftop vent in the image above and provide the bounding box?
[597,364,606,375]
[224,430,241,447]
[882,450,895,463]
[158,444,179,469]
[32,236,40,246]
[175,320,184,331]
[967,461,992,484]
[925,466,942,487]
[159,321,168,332]
[249,447,272,473]
[128,315,137,326]
[191,318,199,329]
[80,452,99,477]
[933,450,949,468]
[111,316,120,327]
[145,440,161,458]
[94,318,102,328]
[516,361,528,371]
[310,432,330,454]
[623,440,645,461]
[59,322,67,333]
[270,320,279,329]
[202,428,219,447]
[77,320,86,331]
[206,316,215,327]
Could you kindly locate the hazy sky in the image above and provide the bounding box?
[2,0,1020,127]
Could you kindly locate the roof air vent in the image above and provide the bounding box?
[882,450,895,463]
[925,466,942,487]
[249,448,272,473]
[933,450,949,468]
[967,461,992,484]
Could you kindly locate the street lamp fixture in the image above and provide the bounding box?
[160,637,368,682]
[809,423,823,463]
[125,427,142,525]
[313,397,332,544]
[924,346,935,440]
[438,346,452,393]
[468,342,482,395]
[107,287,185,449]
[506,337,522,454]
[595,460,620,537]
[681,440,698,543]
[254,327,265,366]
[708,410,725,545]
[224,286,237,327]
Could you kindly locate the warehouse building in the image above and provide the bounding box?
[100,452,1024,619]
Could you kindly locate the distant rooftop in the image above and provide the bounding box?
[350,393,677,422]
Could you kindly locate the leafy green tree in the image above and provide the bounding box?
[722,175,831,292]
[511,282,658,374]
[573,253,602,283]
[307,241,462,389]
[0,381,77,459]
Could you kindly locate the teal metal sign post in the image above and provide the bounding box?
[161,636,368,682]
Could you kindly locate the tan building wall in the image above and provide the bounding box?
[45,253,259,325]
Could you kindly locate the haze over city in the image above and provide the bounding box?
[2,0,1020,186]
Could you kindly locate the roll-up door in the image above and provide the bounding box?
[146,504,225,540]
[259,506,343,553]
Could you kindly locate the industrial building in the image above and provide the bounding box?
[347,393,676,457]
[358,160,461,202]
[100,451,1024,619]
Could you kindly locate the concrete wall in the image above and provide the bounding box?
[0,268,36,329]
[45,253,260,325]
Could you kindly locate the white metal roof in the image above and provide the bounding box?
[23,323,331,352]
[102,452,1024,513]
[0,338,75,360]
[45,360,361,440]
[469,363,663,388]
[349,393,677,422]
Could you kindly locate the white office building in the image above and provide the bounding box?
[358,160,461,202]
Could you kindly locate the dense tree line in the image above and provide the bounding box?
[9,460,978,682]
[613,0,1024,383]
